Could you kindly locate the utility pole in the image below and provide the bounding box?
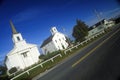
[94,9,102,22]
[62,27,71,46]
[94,9,104,28]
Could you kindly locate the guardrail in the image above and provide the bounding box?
[64,30,105,54]
[10,54,62,80]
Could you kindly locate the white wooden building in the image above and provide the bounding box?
[5,20,40,73]
[86,19,115,38]
[40,27,69,54]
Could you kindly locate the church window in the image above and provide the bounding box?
[58,46,60,49]
[62,44,65,49]
[17,36,20,41]
[53,28,56,31]
[21,52,28,58]
[55,40,57,43]
[51,30,53,32]
[59,39,61,41]
[45,49,47,54]
[63,37,64,40]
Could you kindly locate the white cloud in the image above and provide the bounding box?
[104,8,120,14]
[101,7,120,18]
[12,8,41,23]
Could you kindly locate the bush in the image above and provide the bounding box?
[0,74,9,80]
[39,51,61,61]
[9,67,17,74]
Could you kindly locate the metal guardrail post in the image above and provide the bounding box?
[64,51,67,55]
[59,54,62,57]
[40,64,43,68]
[75,46,78,48]
[69,49,72,52]
[51,58,54,62]
[26,71,30,75]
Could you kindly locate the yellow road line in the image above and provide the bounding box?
[72,28,120,68]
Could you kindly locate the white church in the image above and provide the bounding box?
[40,27,69,54]
[5,20,40,73]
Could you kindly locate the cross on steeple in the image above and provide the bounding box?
[10,20,18,34]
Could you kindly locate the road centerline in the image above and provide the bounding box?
[72,28,120,68]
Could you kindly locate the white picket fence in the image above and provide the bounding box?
[10,54,62,80]
[64,30,105,54]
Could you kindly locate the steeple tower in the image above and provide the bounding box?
[9,20,25,46]
[50,27,58,35]
[10,20,18,34]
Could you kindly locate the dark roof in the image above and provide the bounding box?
[10,20,18,34]
[88,27,94,31]
[94,19,105,27]
[40,35,54,48]
[90,19,105,28]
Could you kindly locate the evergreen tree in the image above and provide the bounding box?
[72,19,89,42]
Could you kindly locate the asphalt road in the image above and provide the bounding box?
[37,25,120,80]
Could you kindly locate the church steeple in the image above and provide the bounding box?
[9,20,25,46]
[50,27,58,35]
[10,20,18,34]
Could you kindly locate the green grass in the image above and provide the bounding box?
[13,73,29,80]
[28,66,45,79]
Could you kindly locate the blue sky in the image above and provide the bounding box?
[0,0,120,63]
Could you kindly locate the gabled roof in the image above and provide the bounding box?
[40,35,54,48]
[7,43,37,56]
[5,43,37,63]
[93,19,105,27]
[90,19,105,28]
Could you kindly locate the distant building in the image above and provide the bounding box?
[104,19,115,28]
[40,27,69,54]
[91,19,115,29]
[5,20,40,74]
[86,19,115,38]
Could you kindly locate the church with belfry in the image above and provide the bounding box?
[5,20,40,74]
[40,27,69,54]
